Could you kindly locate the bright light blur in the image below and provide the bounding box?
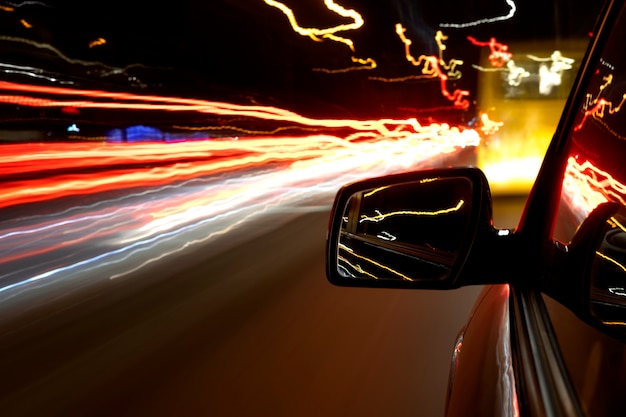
[0,0,600,308]
[475,40,588,194]
[0,109,478,304]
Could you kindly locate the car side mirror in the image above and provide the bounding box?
[573,203,626,338]
[325,167,511,289]
[548,201,626,340]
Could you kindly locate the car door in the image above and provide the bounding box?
[459,0,626,415]
[326,1,626,416]
[526,0,626,415]
[448,1,626,415]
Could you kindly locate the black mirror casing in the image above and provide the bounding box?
[325,167,511,289]
[548,202,626,340]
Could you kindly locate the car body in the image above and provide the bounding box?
[325,0,626,415]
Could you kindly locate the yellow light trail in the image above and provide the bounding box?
[596,251,626,273]
[358,200,465,223]
[262,0,376,71]
[338,244,414,281]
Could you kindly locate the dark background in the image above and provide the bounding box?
[0,0,602,121]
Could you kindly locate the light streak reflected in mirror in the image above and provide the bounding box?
[336,176,473,282]
[590,209,626,326]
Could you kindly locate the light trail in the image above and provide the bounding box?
[467,36,512,68]
[576,74,626,133]
[440,0,517,29]
[394,24,469,109]
[261,0,376,71]
[528,51,575,95]
[89,37,107,48]
[0,78,480,301]
[358,200,465,223]
[0,81,439,138]
[0,132,477,297]
[562,156,626,218]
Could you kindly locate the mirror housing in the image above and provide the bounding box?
[544,202,626,341]
[588,205,626,332]
[559,202,626,338]
[325,167,514,289]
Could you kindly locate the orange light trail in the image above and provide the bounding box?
[89,37,107,48]
[394,24,469,109]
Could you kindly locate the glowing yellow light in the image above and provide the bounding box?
[479,113,504,136]
[263,0,376,71]
[610,216,626,234]
[596,251,626,273]
[338,244,414,281]
[263,0,363,37]
[358,200,464,223]
[20,19,31,29]
[89,37,107,48]
[363,186,391,198]
[395,24,425,69]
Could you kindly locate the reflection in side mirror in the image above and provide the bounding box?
[338,177,472,281]
[588,205,626,328]
[326,167,498,289]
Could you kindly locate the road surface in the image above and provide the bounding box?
[0,193,524,417]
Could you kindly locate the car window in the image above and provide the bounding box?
[546,3,626,416]
[553,4,626,243]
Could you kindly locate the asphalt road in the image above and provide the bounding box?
[0,195,525,417]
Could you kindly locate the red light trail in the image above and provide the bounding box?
[467,36,512,68]
[0,80,481,294]
[562,156,626,218]
[0,81,445,138]
[576,74,626,133]
[395,24,469,109]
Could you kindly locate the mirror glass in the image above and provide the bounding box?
[336,176,474,282]
[589,208,626,326]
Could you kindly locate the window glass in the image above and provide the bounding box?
[547,4,626,416]
[553,5,626,243]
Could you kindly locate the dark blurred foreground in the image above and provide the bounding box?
[0,195,524,417]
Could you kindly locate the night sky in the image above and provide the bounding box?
[1,0,604,122]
